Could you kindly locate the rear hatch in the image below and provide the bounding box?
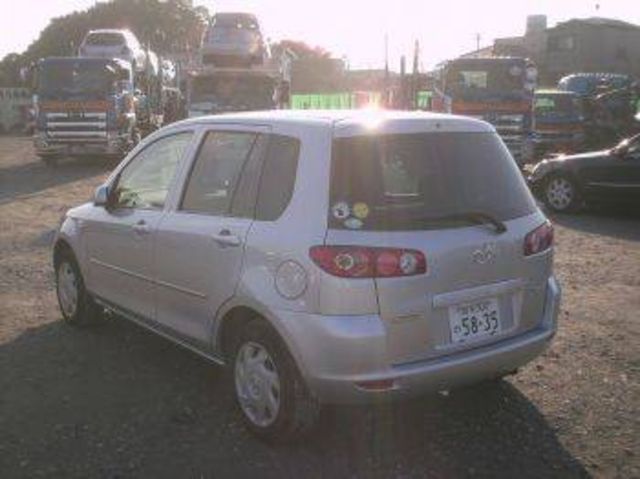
[325,130,553,365]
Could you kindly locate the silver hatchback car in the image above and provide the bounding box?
[53,110,561,441]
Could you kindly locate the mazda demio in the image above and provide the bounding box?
[53,110,561,441]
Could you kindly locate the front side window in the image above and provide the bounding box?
[112,132,193,209]
[181,131,259,216]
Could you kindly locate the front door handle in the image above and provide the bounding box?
[132,220,151,235]
[212,229,242,247]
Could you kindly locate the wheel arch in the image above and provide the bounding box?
[53,238,75,268]
[214,303,308,378]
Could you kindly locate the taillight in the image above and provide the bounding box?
[524,221,554,256]
[309,246,426,278]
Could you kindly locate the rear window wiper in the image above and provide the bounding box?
[420,211,507,234]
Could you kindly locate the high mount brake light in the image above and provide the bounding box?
[309,246,427,278]
[524,221,554,256]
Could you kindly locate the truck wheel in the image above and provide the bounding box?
[55,251,103,326]
[543,174,581,213]
[232,319,320,442]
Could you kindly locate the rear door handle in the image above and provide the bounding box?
[132,220,151,235]
[212,229,242,247]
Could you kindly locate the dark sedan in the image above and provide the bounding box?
[528,134,640,212]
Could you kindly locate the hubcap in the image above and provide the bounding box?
[234,341,281,428]
[57,261,79,318]
[546,177,574,211]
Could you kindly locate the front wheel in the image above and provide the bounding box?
[232,320,319,442]
[55,252,103,326]
[543,174,581,213]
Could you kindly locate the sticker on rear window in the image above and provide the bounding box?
[344,218,363,230]
[331,202,350,220]
[352,202,370,220]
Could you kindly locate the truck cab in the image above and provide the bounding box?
[433,57,537,166]
[33,57,137,162]
[533,90,585,158]
[186,66,284,117]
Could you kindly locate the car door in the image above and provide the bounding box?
[84,131,194,319]
[618,138,640,203]
[581,136,640,204]
[152,126,270,343]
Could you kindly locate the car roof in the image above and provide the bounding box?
[87,29,128,34]
[213,12,258,20]
[536,89,577,97]
[39,57,131,69]
[168,110,495,136]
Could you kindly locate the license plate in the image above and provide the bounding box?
[449,298,501,344]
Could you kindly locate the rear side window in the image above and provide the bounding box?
[330,132,537,231]
[255,135,300,221]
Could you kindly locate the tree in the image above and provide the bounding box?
[0,0,209,87]
[271,40,331,61]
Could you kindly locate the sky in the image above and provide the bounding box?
[1,0,639,70]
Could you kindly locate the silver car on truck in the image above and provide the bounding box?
[53,110,561,441]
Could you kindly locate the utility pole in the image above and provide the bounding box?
[384,34,389,108]
[476,33,481,53]
[400,55,406,109]
[411,40,419,110]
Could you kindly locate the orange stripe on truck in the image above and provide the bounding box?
[40,100,110,112]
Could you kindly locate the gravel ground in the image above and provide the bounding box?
[0,136,638,478]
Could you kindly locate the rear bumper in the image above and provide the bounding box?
[278,276,561,404]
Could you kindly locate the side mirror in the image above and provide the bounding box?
[94,184,111,207]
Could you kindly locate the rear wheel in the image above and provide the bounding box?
[232,319,319,442]
[55,251,103,326]
[543,174,581,213]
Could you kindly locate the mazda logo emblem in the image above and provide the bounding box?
[472,243,497,264]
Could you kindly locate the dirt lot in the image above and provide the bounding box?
[0,136,638,478]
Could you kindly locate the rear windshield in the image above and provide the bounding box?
[85,33,125,46]
[330,132,536,231]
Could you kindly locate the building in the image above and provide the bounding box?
[493,16,640,86]
[0,88,31,133]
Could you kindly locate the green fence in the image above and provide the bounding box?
[291,91,432,110]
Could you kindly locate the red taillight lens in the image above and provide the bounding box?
[524,221,554,256]
[309,246,426,278]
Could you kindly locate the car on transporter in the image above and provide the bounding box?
[53,110,561,441]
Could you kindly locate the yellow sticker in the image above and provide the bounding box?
[352,202,370,219]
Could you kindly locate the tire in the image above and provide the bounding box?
[543,174,581,213]
[232,319,320,442]
[55,250,103,326]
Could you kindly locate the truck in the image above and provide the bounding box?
[533,89,585,157]
[558,72,639,149]
[33,55,171,163]
[33,57,139,162]
[432,57,537,166]
[186,63,290,117]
